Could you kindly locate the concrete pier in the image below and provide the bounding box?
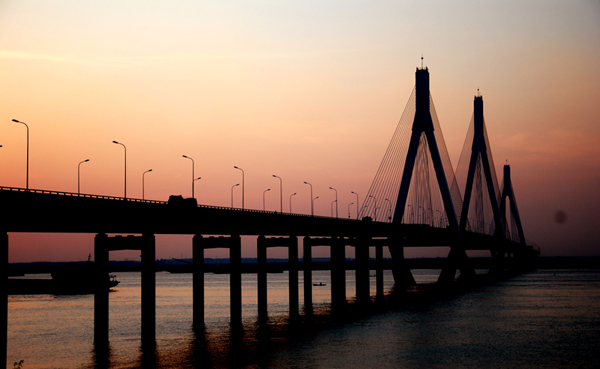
[303,236,313,312]
[192,234,204,328]
[94,233,109,346]
[141,233,156,345]
[1,231,8,368]
[257,235,299,317]
[375,244,384,299]
[355,235,371,302]
[194,235,242,326]
[331,237,346,306]
[93,233,156,346]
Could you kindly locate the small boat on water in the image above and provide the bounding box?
[313,282,327,286]
[8,255,119,295]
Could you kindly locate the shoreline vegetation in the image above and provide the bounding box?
[7,256,599,276]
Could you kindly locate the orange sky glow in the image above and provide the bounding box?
[1,1,599,262]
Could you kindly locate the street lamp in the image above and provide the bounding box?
[385,198,392,222]
[272,175,282,213]
[329,187,338,218]
[348,202,354,219]
[231,183,239,208]
[182,155,195,199]
[369,195,377,221]
[112,141,126,198]
[289,192,297,213]
[351,191,359,220]
[142,169,152,200]
[12,119,29,189]
[263,188,270,211]
[330,200,337,217]
[78,159,89,195]
[313,196,319,215]
[234,166,244,209]
[303,182,313,216]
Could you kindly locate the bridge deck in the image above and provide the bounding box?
[0,187,526,251]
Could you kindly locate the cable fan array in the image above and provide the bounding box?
[360,90,462,227]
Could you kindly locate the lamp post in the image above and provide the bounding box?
[231,183,239,207]
[12,119,29,189]
[263,188,270,211]
[369,195,377,221]
[142,169,152,200]
[329,187,338,218]
[348,202,354,219]
[289,192,296,213]
[182,155,195,199]
[234,166,244,209]
[313,196,319,215]
[303,182,313,216]
[330,200,337,217]
[194,177,201,200]
[385,198,392,222]
[272,175,282,213]
[351,191,359,220]
[78,159,89,194]
[112,141,126,198]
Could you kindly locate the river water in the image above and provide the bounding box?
[7,269,600,368]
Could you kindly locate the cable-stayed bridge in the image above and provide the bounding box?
[1,66,539,363]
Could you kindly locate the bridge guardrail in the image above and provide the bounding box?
[0,186,358,222]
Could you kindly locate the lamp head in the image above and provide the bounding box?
[12,119,19,123]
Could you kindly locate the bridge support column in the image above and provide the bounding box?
[438,246,475,284]
[1,231,7,368]
[375,244,384,300]
[230,235,242,326]
[388,239,416,288]
[288,236,299,318]
[331,237,346,306]
[355,236,371,303]
[257,235,268,316]
[303,236,313,313]
[94,233,110,346]
[192,235,204,328]
[141,233,156,346]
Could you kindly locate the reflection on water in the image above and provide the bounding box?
[8,269,600,368]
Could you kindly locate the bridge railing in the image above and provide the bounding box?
[0,186,168,204]
[0,186,356,222]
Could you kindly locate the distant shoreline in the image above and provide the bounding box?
[7,256,599,276]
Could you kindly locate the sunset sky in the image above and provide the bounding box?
[1,1,599,262]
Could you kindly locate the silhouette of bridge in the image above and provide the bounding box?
[1,66,539,364]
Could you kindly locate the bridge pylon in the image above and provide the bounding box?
[500,164,526,245]
[458,96,506,270]
[459,95,504,238]
[389,67,475,283]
